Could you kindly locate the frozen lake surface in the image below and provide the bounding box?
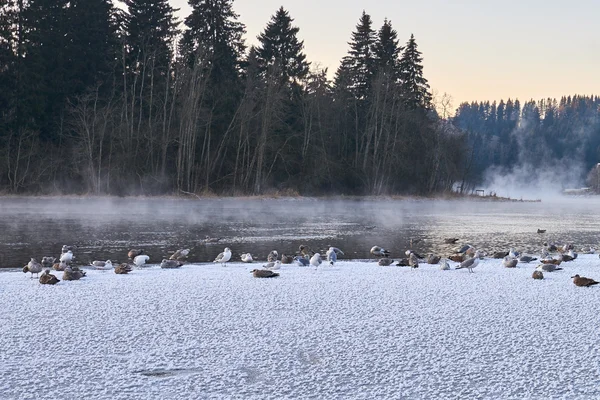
[2,255,600,399]
[2,196,600,268]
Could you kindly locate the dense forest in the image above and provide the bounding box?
[0,1,598,196]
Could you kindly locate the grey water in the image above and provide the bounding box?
[1,196,600,269]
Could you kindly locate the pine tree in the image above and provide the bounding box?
[256,6,309,87]
[398,34,431,109]
[339,10,376,100]
[373,18,401,80]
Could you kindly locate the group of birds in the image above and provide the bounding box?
[368,238,599,287]
[23,245,193,284]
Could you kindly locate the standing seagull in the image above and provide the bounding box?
[326,247,337,265]
[23,258,43,278]
[133,254,150,267]
[214,247,232,266]
[455,250,482,273]
[310,253,322,268]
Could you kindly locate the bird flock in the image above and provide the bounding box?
[19,232,600,287]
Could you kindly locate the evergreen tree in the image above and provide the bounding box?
[373,18,401,80]
[256,6,309,87]
[398,34,431,109]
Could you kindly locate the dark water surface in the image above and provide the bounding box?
[1,196,600,268]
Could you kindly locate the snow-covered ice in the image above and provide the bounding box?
[1,255,600,399]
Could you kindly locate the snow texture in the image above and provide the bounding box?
[1,255,600,399]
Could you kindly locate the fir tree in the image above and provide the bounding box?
[373,18,401,80]
[398,34,431,109]
[256,6,309,87]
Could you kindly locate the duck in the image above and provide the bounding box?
[280,254,294,264]
[170,248,190,261]
[427,254,441,264]
[251,269,279,278]
[160,259,183,269]
[267,250,279,262]
[310,253,322,268]
[213,247,232,266]
[23,258,43,278]
[41,257,56,269]
[502,256,518,268]
[395,258,409,267]
[241,253,253,263]
[114,263,133,274]
[532,270,544,280]
[62,266,86,281]
[571,275,599,287]
[39,269,60,285]
[448,254,465,263]
[540,258,561,266]
[91,260,113,270]
[299,245,314,257]
[370,246,390,258]
[53,260,67,271]
[408,252,419,270]
[378,258,394,266]
[133,254,150,267]
[128,249,144,259]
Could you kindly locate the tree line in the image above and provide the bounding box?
[453,95,600,191]
[0,1,465,195]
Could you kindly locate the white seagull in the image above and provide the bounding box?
[133,255,150,267]
[60,250,74,264]
[455,250,482,273]
[326,247,337,265]
[241,253,253,263]
[310,253,322,268]
[214,247,232,266]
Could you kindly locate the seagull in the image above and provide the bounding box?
[378,258,394,266]
[492,251,509,259]
[61,245,76,254]
[263,260,281,271]
[455,250,482,273]
[571,275,599,287]
[427,254,441,264]
[310,253,322,268]
[294,256,310,266]
[502,256,518,268]
[566,249,578,260]
[370,246,390,258]
[251,269,279,278]
[23,258,43,278]
[241,253,253,263]
[41,257,56,269]
[39,269,60,285]
[128,249,144,259]
[170,249,190,261]
[60,250,74,264]
[326,247,337,265]
[214,248,232,266]
[133,255,150,267]
[519,255,537,263]
[91,260,113,270]
[328,247,344,256]
[508,248,520,258]
[455,244,473,254]
[160,259,183,269]
[62,266,86,281]
[114,263,133,274]
[408,252,419,270]
[439,258,450,270]
[267,250,279,262]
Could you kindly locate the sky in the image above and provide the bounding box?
[171,0,600,111]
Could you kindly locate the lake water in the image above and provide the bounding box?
[1,196,600,268]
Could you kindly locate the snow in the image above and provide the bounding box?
[1,255,600,399]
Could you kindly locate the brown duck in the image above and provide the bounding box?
[39,269,60,285]
[251,269,279,278]
[541,259,561,266]
[62,266,86,281]
[448,254,464,263]
[571,275,599,287]
[427,254,441,264]
[114,263,133,274]
[532,270,544,280]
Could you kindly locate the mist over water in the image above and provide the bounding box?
[1,196,600,269]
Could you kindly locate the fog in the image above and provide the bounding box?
[2,196,600,269]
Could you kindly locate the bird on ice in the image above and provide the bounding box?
[310,253,322,268]
[214,248,232,266]
[408,252,419,270]
[91,260,113,270]
[378,258,394,266]
[326,247,337,265]
[160,259,183,269]
[280,254,294,264]
[61,245,76,254]
[114,263,133,274]
[23,258,43,278]
[427,254,441,264]
[502,256,518,268]
[39,269,60,285]
[41,257,56,269]
[133,255,150,267]
[370,246,390,258]
[263,260,281,271]
[251,269,279,278]
[571,275,599,287]
[455,250,482,273]
[537,264,563,272]
[62,266,86,281]
[170,249,190,261]
[128,249,144,259]
[518,255,537,263]
[53,260,67,271]
[532,270,544,280]
[439,258,450,270]
[241,253,253,263]
[60,250,74,264]
[299,245,314,257]
[294,256,310,266]
[267,250,279,262]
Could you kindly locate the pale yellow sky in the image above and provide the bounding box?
[171,0,600,108]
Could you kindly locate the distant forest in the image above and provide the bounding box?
[0,1,598,195]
